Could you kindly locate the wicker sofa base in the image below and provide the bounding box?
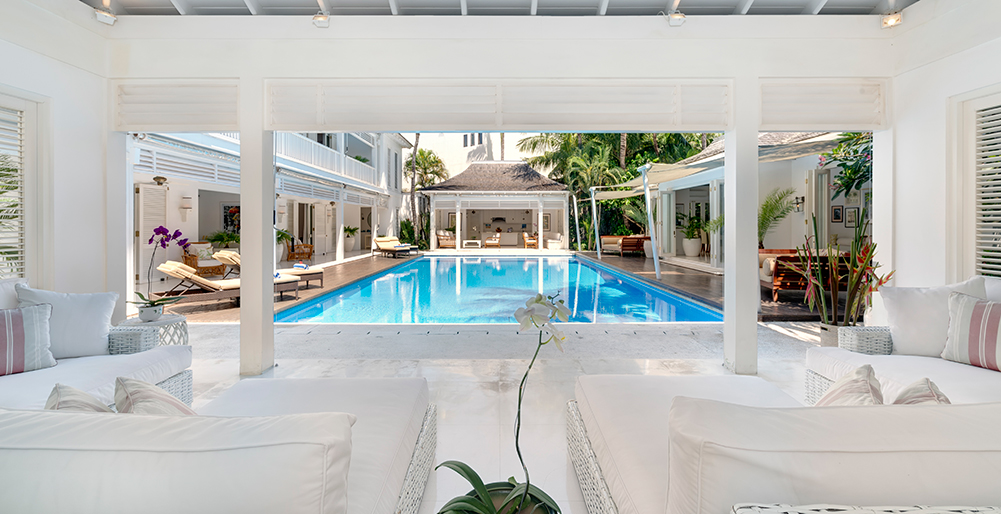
[804,369,834,405]
[395,403,438,514]
[734,505,1001,513]
[566,400,618,514]
[157,369,194,406]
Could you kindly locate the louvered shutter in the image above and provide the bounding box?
[137,185,168,284]
[0,107,25,278]
[976,102,1001,277]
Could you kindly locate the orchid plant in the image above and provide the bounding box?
[130,226,190,308]
[437,293,568,514]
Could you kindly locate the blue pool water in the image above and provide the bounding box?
[275,256,722,324]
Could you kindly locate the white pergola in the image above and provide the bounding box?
[425,191,570,250]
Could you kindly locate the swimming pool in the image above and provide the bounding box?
[275,256,722,324]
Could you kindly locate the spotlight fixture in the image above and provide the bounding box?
[661,10,686,27]
[312,11,330,28]
[881,11,902,29]
[94,7,117,25]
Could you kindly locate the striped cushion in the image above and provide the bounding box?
[115,376,196,416]
[815,364,883,406]
[943,291,1001,371]
[45,383,114,413]
[0,304,56,377]
[892,378,951,405]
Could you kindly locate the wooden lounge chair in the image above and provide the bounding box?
[619,235,647,256]
[763,254,848,302]
[436,230,456,249]
[484,233,501,248]
[285,238,314,262]
[182,242,227,277]
[374,236,414,258]
[212,250,324,288]
[523,232,539,249]
[154,261,300,304]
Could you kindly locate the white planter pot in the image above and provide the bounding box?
[643,240,654,259]
[345,236,356,252]
[276,244,284,264]
[819,323,840,347]
[137,305,163,322]
[682,238,702,257]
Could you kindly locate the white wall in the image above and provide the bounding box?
[343,204,361,252]
[197,190,240,241]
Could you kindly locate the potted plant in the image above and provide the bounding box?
[782,211,894,346]
[276,228,292,263]
[344,226,359,251]
[206,230,240,249]
[676,213,703,257]
[129,226,188,322]
[437,293,566,514]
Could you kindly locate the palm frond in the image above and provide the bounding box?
[757,187,797,247]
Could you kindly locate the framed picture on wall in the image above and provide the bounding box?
[845,207,859,228]
[447,212,456,229]
[542,213,551,231]
[862,188,872,220]
[222,205,240,233]
[831,205,844,223]
[845,189,861,206]
[676,203,684,226]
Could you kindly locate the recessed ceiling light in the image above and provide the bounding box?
[313,11,330,28]
[661,10,686,27]
[881,11,902,29]
[94,8,117,25]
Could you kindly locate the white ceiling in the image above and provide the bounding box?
[81,0,921,17]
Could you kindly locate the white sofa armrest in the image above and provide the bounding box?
[108,326,159,355]
[837,326,892,355]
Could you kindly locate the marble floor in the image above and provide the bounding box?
[187,320,821,514]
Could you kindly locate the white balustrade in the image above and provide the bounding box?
[272,132,377,187]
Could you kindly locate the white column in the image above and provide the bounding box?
[106,132,131,324]
[455,200,462,249]
[429,200,437,250]
[590,188,601,257]
[335,196,345,261]
[722,77,760,375]
[564,197,570,250]
[239,79,275,376]
[869,129,895,325]
[641,165,661,279]
[537,198,544,250]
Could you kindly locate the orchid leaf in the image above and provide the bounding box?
[437,461,497,514]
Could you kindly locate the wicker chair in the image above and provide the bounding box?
[182,242,227,277]
[285,238,314,262]
[484,233,501,248]
[523,232,539,249]
[436,230,456,249]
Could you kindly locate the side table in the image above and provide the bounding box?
[462,240,482,249]
[115,314,189,348]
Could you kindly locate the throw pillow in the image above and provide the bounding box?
[0,278,28,309]
[115,377,196,416]
[892,378,951,405]
[15,284,118,359]
[985,276,1001,302]
[880,276,986,357]
[44,383,114,413]
[942,291,1001,372]
[815,364,883,406]
[0,304,56,376]
[188,243,213,260]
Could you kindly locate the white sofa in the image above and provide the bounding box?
[0,377,435,514]
[567,374,1001,514]
[599,235,623,254]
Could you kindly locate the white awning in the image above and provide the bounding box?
[593,188,644,200]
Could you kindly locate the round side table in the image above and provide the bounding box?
[118,314,189,347]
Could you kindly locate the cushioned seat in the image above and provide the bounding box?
[199,377,430,514]
[0,345,192,410]
[807,346,1001,403]
[574,375,799,514]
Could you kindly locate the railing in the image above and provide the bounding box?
[216,132,240,140]
[274,132,377,187]
[352,132,376,146]
[344,156,377,185]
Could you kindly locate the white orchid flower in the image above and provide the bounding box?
[514,302,551,332]
[525,293,546,308]
[553,299,571,322]
[542,322,567,352]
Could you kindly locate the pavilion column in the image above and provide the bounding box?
[564,196,570,250]
[455,200,462,249]
[722,77,760,375]
[868,129,895,325]
[106,131,130,324]
[538,198,544,250]
[239,78,275,376]
[335,194,345,261]
[430,199,437,250]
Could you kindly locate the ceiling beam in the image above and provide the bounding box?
[598,0,609,15]
[460,0,467,15]
[388,0,399,15]
[667,0,681,12]
[316,0,330,12]
[870,0,897,14]
[801,0,828,14]
[243,0,264,15]
[103,0,130,15]
[168,0,193,14]
[733,0,753,15]
[530,0,538,15]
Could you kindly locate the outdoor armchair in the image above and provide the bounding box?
[182,242,227,277]
[285,238,314,262]
[523,232,539,249]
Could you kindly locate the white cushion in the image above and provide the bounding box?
[199,377,429,514]
[814,364,882,406]
[667,398,1001,514]
[115,376,196,415]
[15,284,118,359]
[189,243,214,259]
[893,378,951,405]
[985,276,1001,301]
[0,278,27,309]
[880,276,986,357]
[574,375,799,514]
[0,345,192,410]
[806,346,1001,404]
[0,408,354,514]
[197,259,222,268]
[44,383,114,413]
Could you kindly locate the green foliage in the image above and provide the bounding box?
[206,230,240,247]
[757,187,797,249]
[704,214,724,235]
[436,461,559,514]
[404,149,449,189]
[128,292,183,308]
[676,212,703,239]
[823,132,872,201]
[352,155,370,163]
[344,226,360,237]
[275,228,293,245]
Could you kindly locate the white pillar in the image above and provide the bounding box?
[641,165,661,279]
[573,195,582,252]
[869,129,895,325]
[590,188,601,257]
[106,132,131,324]
[722,78,760,375]
[564,196,570,250]
[335,196,345,261]
[430,200,437,250]
[455,200,462,250]
[239,79,276,376]
[538,198,544,250]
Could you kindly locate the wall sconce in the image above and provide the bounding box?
[152,176,167,186]
[793,196,805,213]
[179,196,193,222]
[276,202,287,223]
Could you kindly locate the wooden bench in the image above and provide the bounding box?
[619,236,648,256]
[763,254,848,302]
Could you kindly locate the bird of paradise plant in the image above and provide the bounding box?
[437,293,568,514]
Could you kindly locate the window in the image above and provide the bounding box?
[976,101,1001,277]
[463,134,468,147]
[0,105,26,278]
[478,133,483,145]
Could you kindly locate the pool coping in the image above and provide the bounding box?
[273,255,420,315]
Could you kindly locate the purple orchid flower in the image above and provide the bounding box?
[177,238,189,249]
[153,226,169,237]
[148,235,155,245]
[171,229,183,240]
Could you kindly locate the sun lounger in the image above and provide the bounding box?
[213,251,324,288]
[155,261,300,304]
[374,236,414,258]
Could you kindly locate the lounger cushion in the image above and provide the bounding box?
[0,408,354,514]
[0,278,27,309]
[197,259,222,268]
[574,375,799,514]
[188,243,214,259]
[200,377,430,514]
[0,345,191,410]
[15,284,118,359]
[881,276,986,357]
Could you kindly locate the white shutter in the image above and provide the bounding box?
[136,185,168,285]
[0,106,26,278]
[760,79,887,131]
[975,102,1001,277]
[114,81,239,132]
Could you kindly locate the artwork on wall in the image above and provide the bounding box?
[845,207,859,228]
[845,189,861,206]
[676,203,684,226]
[862,188,872,220]
[831,205,844,223]
[447,212,456,228]
[222,205,240,233]
[542,213,551,231]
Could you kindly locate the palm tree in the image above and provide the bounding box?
[405,147,448,244]
[758,187,797,249]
